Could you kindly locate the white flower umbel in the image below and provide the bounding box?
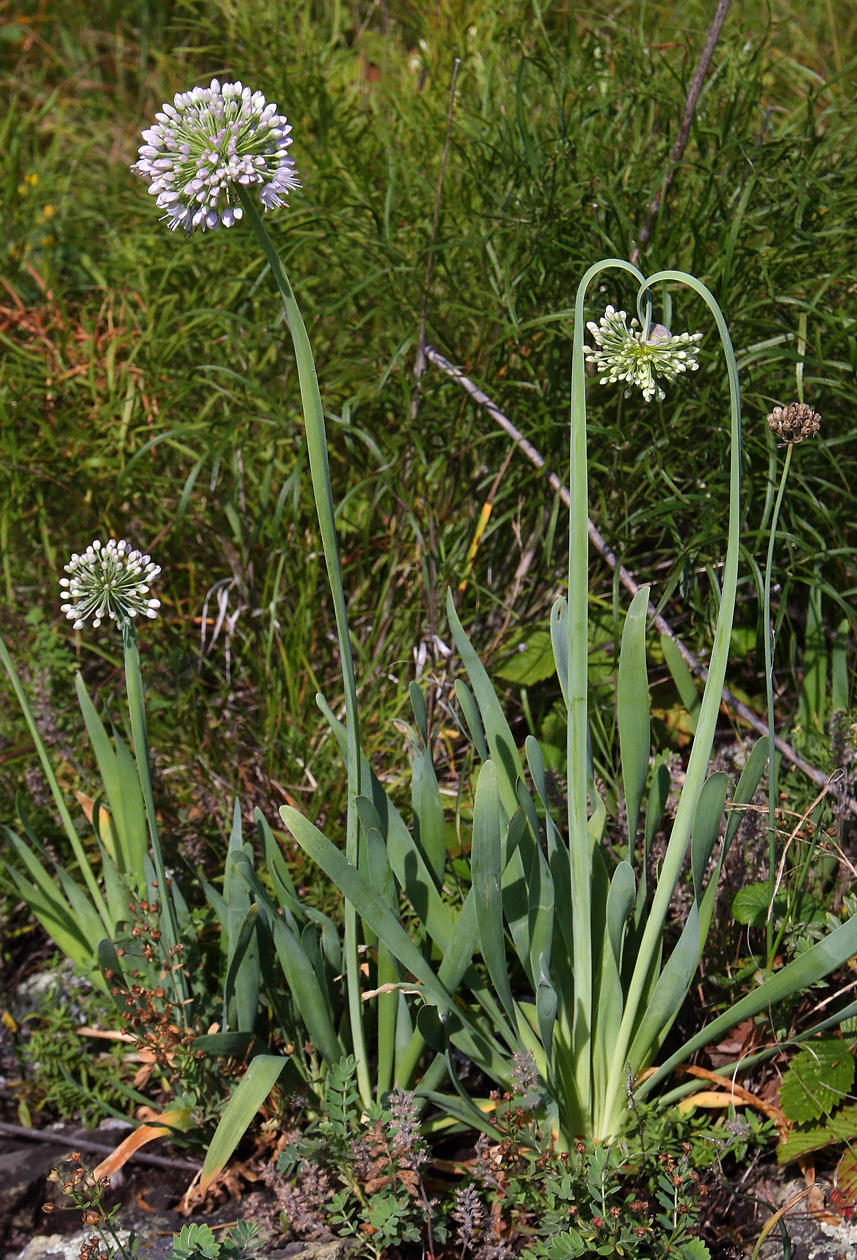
[60,539,161,630]
[585,305,702,402]
[132,78,300,235]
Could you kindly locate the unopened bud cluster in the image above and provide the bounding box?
[766,402,821,444]
[132,78,300,234]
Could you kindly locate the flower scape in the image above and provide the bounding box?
[586,304,702,402]
[59,539,161,630]
[131,78,300,235]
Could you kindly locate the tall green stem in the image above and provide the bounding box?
[123,620,187,1013]
[603,269,743,1137]
[568,258,646,1125]
[763,443,793,964]
[237,189,370,1106]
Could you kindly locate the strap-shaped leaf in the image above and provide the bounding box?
[75,675,147,881]
[550,597,569,709]
[454,679,489,763]
[3,843,92,968]
[641,910,857,1101]
[0,638,108,920]
[233,855,342,1066]
[447,589,524,822]
[318,696,459,952]
[618,588,651,840]
[279,805,458,1014]
[223,900,260,1035]
[472,762,516,1026]
[200,1054,288,1193]
[526,737,573,962]
[833,618,850,713]
[626,904,701,1079]
[606,861,636,970]
[410,733,447,892]
[661,634,701,734]
[355,793,457,953]
[223,803,259,1034]
[690,773,728,904]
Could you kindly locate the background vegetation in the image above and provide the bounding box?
[2,0,856,914]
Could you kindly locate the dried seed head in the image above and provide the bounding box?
[766,402,821,444]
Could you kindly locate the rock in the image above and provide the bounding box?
[15,1232,132,1260]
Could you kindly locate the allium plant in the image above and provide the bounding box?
[267,256,857,1145]
[2,541,188,1012]
[28,74,852,1174]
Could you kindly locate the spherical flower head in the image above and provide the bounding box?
[60,539,161,631]
[585,305,702,402]
[131,78,300,235]
[766,402,821,444]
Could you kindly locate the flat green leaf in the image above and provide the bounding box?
[233,855,342,1066]
[495,626,556,685]
[317,696,458,953]
[732,882,772,927]
[779,1039,855,1122]
[74,676,142,879]
[193,1032,265,1058]
[690,773,727,903]
[279,805,456,1013]
[618,589,651,839]
[472,762,516,1026]
[643,912,857,1100]
[223,803,259,1033]
[832,619,850,714]
[200,1054,287,1192]
[778,1101,857,1163]
[447,588,524,822]
[411,731,447,891]
[453,680,489,763]
[628,905,700,1075]
[550,597,569,710]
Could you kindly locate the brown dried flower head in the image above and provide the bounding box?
[766,402,821,444]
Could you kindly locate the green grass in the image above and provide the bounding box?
[2,0,856,869]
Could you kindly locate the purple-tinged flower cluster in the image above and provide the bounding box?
[132,78,300,235]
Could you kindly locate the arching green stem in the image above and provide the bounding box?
[602,269,743,1137]
[568,258,647,1122]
